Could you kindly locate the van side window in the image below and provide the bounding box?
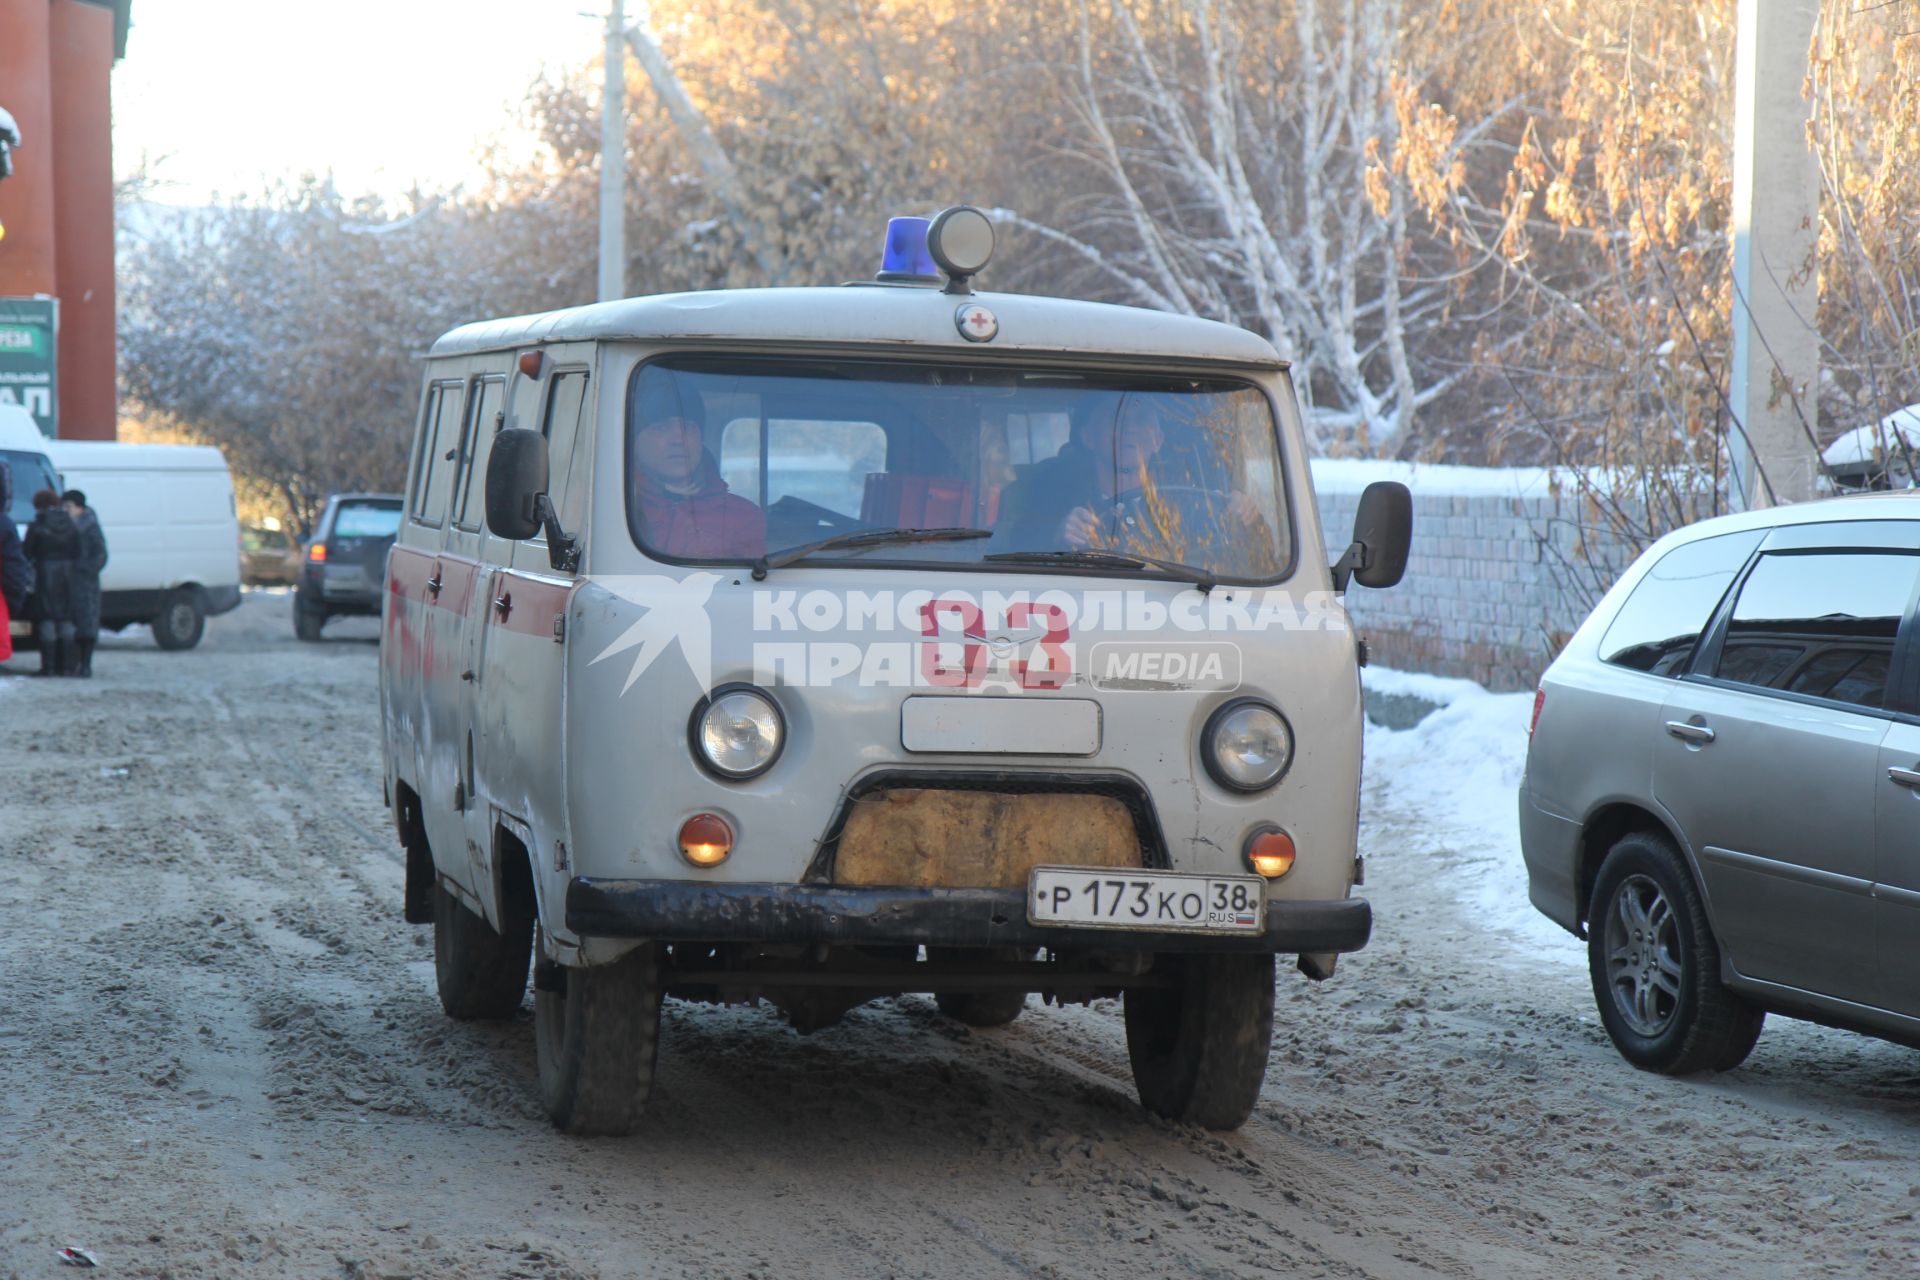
[545,370,592,546]
[1599,531,1764,676]
[411,382,464,527]
[1710,550,1920,711]
[454,376,506,531]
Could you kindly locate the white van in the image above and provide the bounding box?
[0,405,243,649]
[381,208,1412,1136]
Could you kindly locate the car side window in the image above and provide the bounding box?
[1711,550,1920,710]
[1600,530,1764,676]
[454,376,506,531]
[412,382,464,527]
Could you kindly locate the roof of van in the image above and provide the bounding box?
[0,405,46,451]
[44,440,231,472]
[428,286,1286,369]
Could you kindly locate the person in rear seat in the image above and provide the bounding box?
[630,414,767,559]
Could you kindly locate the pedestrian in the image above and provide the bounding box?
[23,487,79,676]
[63,489,106,678]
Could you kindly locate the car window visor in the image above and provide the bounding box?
[751,527,991,580]
[983,548,1217,593]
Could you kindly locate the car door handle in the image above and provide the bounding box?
[1665,720,1716,744]
[426,568,443,596]
[1890,766,1920,789]
[493,592,512,620]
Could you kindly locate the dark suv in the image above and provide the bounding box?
[295,494,402,641]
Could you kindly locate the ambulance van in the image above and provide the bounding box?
[380,208,1410,1134]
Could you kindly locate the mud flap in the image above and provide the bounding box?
[1297,951,1338,981]
[404,836,435,924]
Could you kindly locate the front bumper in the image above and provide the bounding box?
[567,879,1372,955]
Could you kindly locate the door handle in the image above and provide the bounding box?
[1890,766,1920,789]
[1665,720,1716,744]
[426,566,443,596]
[493,591,513,621]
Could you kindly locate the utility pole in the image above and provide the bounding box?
[1727,0,1821,509]
[598,0,627,303]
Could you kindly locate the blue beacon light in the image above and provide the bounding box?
[876,216,941,283]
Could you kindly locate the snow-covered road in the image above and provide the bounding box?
[3,596,1918,1278]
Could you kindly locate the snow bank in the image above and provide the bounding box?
[1361,668,1572,957]
[1820,403,1920,470]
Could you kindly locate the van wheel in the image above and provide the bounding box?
[535,943,663,1136]
[1124,953,1275,1130]
[432,879,531,1020]
[930,946,1031,1027]
[293,603,326,642]
[152,591,205,650]
[1588,831,1764,1074]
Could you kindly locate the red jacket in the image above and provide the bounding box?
[634,455,767,559]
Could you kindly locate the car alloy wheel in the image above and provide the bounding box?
[1601,872,1684,1038]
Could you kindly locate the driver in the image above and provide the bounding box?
[995,394,1167,550]
[631,414,767,558]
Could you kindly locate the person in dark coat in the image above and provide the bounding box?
[23,488,79,676]
[63,489,106,678]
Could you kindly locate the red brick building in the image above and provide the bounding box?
[0,0,131,440]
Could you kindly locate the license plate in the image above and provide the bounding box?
[1027,867,1266,935]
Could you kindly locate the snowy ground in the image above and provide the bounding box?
[4,596,1920,1278]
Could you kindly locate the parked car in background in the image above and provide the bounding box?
[240,524,301,586]
[295,493,403,641]
[1522,494,1920,1075]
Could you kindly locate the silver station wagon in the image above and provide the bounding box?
[380,209,1412,1134]
[1522,494,1920,1072]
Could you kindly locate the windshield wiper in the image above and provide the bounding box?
[752,527,991,579]
[983,548,1217,593]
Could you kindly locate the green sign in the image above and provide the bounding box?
[0,297,56,437]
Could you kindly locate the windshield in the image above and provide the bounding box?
[331,502,402,540]
[625,356,1292,580]
[0,448,59,527]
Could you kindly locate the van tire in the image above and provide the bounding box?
[152,591,206,650]
[1123,953,1275,1130]
[294,603,326,642]
[432,879,532,1020]
[930,946,1030,1027]
[535,943,663,1136]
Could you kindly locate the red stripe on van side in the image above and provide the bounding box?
[488,571,574,638]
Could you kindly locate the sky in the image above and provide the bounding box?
[111,1,607,206]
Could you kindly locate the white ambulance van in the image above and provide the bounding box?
[381,208,1411,1135]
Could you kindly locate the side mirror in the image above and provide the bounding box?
[1331,481,1412,591]
[485,428,549,541]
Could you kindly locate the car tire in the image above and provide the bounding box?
[293,602,326,642]
[1587,831,1765,1075]
[432,879,532,1021]
[1123,952,1275,1130]
[152,590,205,650]
[930,946,1031,1027]
[535,943,663,1136]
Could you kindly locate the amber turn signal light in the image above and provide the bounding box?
[678,813,734,867]
[1244,827,1296,879]
[307,542,327,562]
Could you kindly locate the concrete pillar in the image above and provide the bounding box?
[50,0,118,439]
[0,0,60,298]
[1728,0,1822,509]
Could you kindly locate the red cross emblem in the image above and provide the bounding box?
[955,303,998,342]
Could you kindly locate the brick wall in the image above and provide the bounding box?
[1310,463,1639,691]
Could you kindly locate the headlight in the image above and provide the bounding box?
[691,686,785,780]
[1202,699,1293,792]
